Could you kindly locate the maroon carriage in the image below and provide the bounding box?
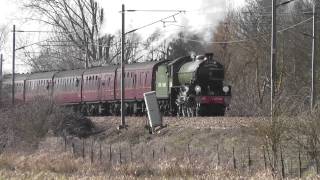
[82,66,117,103]
[53,69,85,105]
[25,72,56,102]
[2,74,28,103]
[115,61,161,100]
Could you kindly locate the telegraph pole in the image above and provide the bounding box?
[311,2,317,110]
[0,54,3,104]
[270,0,277,117]
[12,25,16,105]
[270,0,277,172]
[120,4,126,128]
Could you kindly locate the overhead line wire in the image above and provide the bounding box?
[176,17,313,44]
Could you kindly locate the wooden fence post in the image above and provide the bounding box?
[119,146,122,164]
[64,137,67,151]
[109,145,112,163]
[299,149,302,178]
[163,146,166,159]
[217,144,220,167]
[316,155,319,174]
[141,145,144,162]
[82,139,85,159]
[130,145,133,163]
[90,139,94,164]
[263,146,267,170]
[72,142,75,156]
[233,147,237,170]
[290,159,293,176]
[248,147,252,173]
[99,141,102,163]
[280,147,285,179]
[187,144,191,161]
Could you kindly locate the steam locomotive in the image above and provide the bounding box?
[3,53,231,116]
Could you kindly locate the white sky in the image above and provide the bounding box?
[0,0,246,73]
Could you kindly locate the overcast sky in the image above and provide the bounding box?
[0,0,246,73]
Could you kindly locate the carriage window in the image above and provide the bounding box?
[75,78,80,87]
[46,81,49,90]
[145,73,147,86]
[140,73,142,85]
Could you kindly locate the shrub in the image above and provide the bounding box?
[0,97,96,152]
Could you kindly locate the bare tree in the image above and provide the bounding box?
[24,0,105,69]
[214,0,318,116]
[0,25,7,52]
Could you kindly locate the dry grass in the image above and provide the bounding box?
[1,105,319,179]
[0,115,271,179]
[0,150,278,179]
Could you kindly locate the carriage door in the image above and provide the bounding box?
[98,75,102,101]
[100,74,106,100]
[133,73,137,99]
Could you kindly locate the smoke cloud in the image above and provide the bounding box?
[101,0,228,41]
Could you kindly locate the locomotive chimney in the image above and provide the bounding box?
[205,53,214,61]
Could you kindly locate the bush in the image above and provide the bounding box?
[0,97,96,152]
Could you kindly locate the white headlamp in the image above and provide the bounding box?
[195,85,201,94]
[223,86,230,93]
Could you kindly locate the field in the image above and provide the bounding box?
[0,115,319,179]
